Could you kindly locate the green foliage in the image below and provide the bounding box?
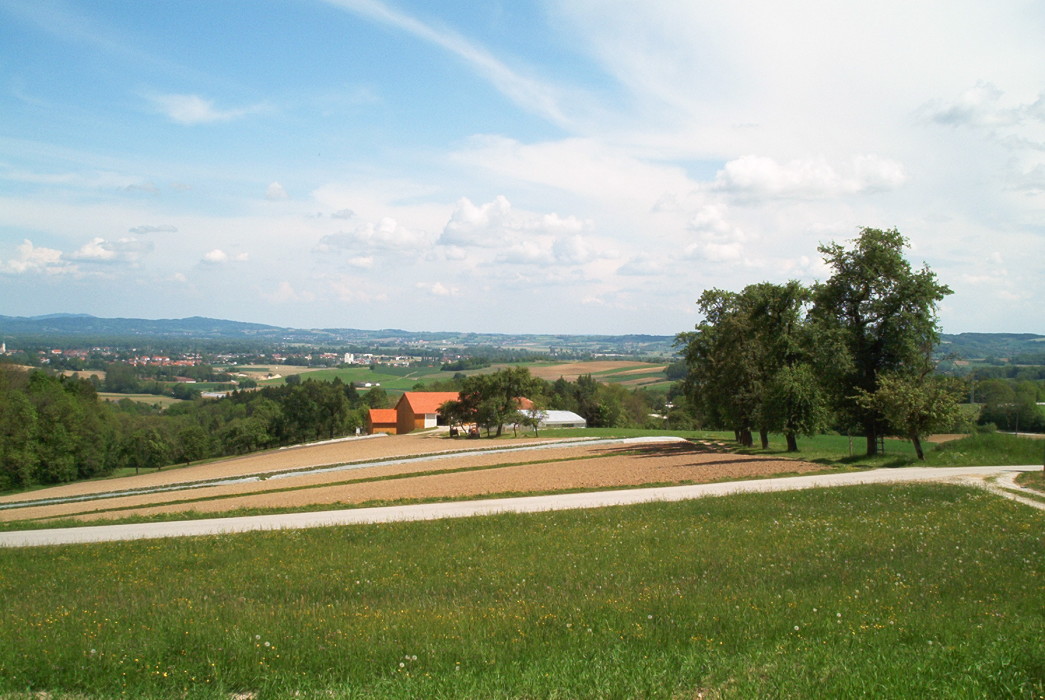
[810,228,952,455]
[443,366,541,436]
[855,372,966,459]
[679,281,824,449]
[0,367,117,488]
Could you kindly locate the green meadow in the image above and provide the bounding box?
[0,483,1041,699]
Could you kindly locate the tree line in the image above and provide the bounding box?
[0,370,385,490]
[0,364,670,490]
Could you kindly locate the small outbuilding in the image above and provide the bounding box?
[524,409,587,429]
[367,408,399,435]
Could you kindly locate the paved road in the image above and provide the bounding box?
[0,465,1040,548]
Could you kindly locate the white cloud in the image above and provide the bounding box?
[202,249,228,264]
[318,216,433,254]
[712,154,907,198]
[200,249,248,265]
[265,182,289,201]
[68,236,153,263]
[1,239,70,274]
[347,256,373,269]
[147,93,265,125]
[439,196,513,248]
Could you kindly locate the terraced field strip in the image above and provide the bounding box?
[0,437,691,523]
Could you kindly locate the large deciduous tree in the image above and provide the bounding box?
[441,367,540,437]
[810,228,952,455]
[680,281,825,450]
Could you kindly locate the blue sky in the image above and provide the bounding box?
[1,0,1043,335]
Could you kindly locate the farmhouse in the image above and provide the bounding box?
[395,391,460,435]
[366,391,587,435]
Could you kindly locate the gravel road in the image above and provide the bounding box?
[1,464,1039,548]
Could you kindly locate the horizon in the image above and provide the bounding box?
[2,310,1041,340]
[1,1,1043,335]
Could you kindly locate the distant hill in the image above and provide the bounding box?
[1,314,1040,360]
[0,314,281,338]
[0,315,678,356]
[937,333,1045,361]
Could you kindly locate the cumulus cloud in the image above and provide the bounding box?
[265,182,289,200]
[439,196,602,265]
[201,249,248,264]
[331,208,355,219]
[68,237,154,263]
[347,256,373,269]
[128,224,178,234]
[1,239,69,274]
[147,93,265,125]
[440,195,514,248]
[318,217,433,253]
[683,204,750,263]
[712,154,906,198]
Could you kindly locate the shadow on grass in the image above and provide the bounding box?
[591,440,835,468]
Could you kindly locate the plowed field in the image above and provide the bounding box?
[1,433,824,524]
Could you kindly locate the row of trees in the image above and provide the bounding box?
[0,368,387,489]
[679,228,962,458]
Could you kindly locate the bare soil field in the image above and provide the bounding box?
[1,433,825,525]
[526,361,660,381]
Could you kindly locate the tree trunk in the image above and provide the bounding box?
[759,429,769,450]
[739,428,753,447]
[911,433,924,460]
[865,431,878,456]
[785,432,798,452]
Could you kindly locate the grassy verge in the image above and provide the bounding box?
[0,483,1040,698]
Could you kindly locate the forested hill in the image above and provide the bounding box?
[0,314,677,356]
[0,314,1040,360]
[937,333,1045,363]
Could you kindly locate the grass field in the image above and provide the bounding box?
[0,483,1040,699]
[98,392,186,408]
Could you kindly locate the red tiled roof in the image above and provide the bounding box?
[399,391,460,415]
[368,408,398,424]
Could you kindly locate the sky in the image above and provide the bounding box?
[1,0,1043,336]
